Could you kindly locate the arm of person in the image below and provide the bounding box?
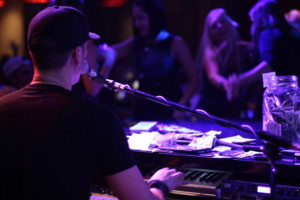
[98,43,117,79]
[237,29,276,88]
[203,49,241,101]
[171,36,200,117]
[105,166,184,200]
[97,107,184,200]
[83,36,134,97]
[237,61,272,88]
[225,30,275,101]
[111,36,134,60]
[224,61,271,102]
[203,49,226,89]
[82,41,118,96]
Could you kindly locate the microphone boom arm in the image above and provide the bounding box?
[97,73,300,197]
[104,79,297,150]
[104,77,282,191]
[82,62,299,150]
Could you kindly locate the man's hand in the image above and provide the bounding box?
[148,167,185,191]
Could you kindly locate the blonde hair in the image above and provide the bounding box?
[197,8,241,75]
[285,9,300,32]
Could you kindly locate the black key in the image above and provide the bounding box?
[198,172,210,182]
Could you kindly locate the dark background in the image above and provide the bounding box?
[1,0,300,58]
[84,0,300,56]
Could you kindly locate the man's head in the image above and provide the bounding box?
[28,5,99,71]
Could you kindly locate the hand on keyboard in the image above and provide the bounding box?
[148,167,185,191]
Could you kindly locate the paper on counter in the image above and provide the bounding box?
[219,135,255,144]
[127,132,158,151]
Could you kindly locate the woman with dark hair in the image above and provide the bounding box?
[112,0,199,121]
[226,0,300,98]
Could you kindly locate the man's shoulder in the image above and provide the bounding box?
[0,86,25,106]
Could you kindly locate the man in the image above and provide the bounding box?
[0,6,183,200]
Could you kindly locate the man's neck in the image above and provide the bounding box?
[31,69,72,91]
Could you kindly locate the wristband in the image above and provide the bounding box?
[147,180,170,198]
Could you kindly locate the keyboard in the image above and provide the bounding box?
[90,193,118,200]
[145,168,232,198]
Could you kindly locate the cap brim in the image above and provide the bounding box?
[231,20,239,27]
[89,32,100,40]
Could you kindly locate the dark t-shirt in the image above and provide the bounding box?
[0,84,135,200]
[259,28,300,77]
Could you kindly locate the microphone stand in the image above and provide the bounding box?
[104,79,297,148]
[102,78,299,198]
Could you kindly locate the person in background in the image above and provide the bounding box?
[0,42,27,97]
[2,56,33,90]
[285,9,300,34]
[111,0,200,121]
[0,55,16,97]
[0,5,183,200]
[226,0,300,99]
[49,0,117,102]
[196,8,257,118]
[0,84,15,97]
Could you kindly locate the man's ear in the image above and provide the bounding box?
[73,46,82,65]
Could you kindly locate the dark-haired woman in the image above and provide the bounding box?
[112,0,199,121]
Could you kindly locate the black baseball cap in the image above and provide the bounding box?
[28,5,100,53]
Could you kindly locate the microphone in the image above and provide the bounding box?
[81,61,106,84]
[82,61,130,91]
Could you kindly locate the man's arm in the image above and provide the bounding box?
[105,166,184,200]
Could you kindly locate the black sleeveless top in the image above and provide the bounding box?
[133,34,183,120]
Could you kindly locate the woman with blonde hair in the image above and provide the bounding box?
[285,9,300,33]
[196,8,254,118]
